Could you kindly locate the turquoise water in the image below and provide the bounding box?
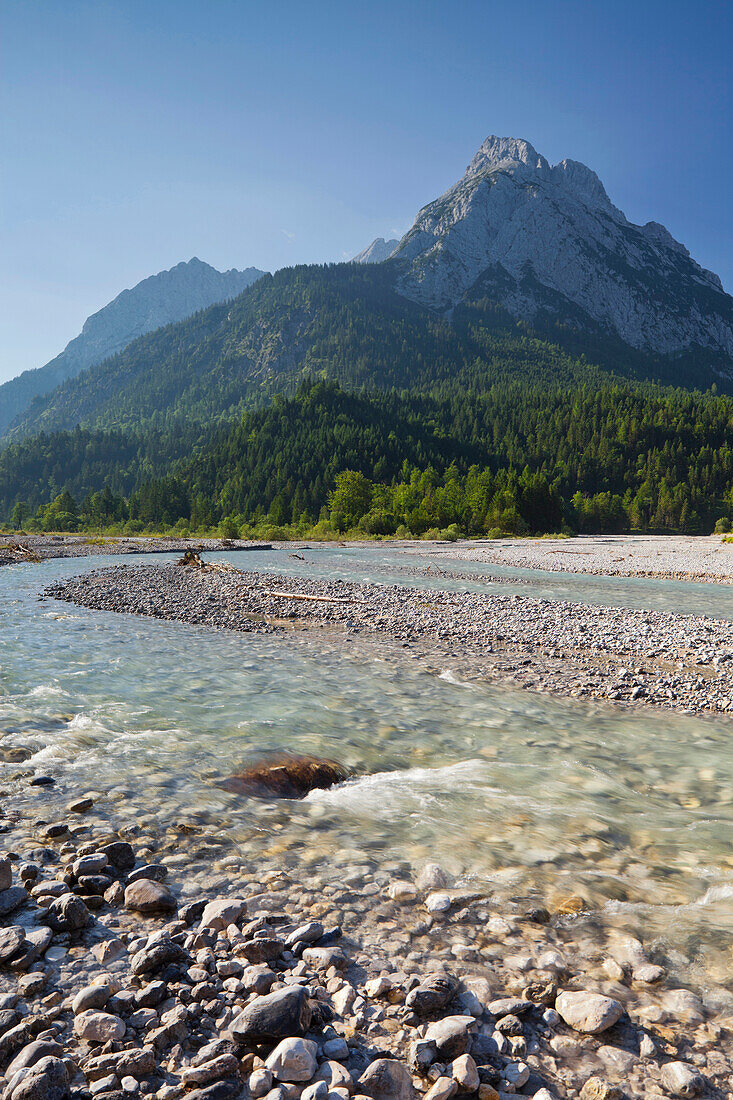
[2,548,733,995]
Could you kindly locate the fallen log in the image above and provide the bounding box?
[261,589,365,605]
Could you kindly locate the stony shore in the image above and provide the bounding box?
[45,562,733,717]
[0,786,730,1100]
[425,536,733,585]
[0,537,272,568]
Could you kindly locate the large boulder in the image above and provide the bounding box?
[220,755,350,799]
[73,1009,126,1043]
[230,986,311,1043]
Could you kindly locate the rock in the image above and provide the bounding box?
[423,1017,473,1059]
[72,855,109,877]
[199,898,247,931]
[0,857,12,891]
[127,864,168,884]
[67,797,94,813]
[423,1078,456,1100]
[236,937,284,963]
[358,1059,416,1100]
[579,1078,622,1100]
[102,841,136,870]
[184,1083,241,1100]
[406,973,458,1016]
[285,921,324,947]
[73,1010,126,1043]
[502,1062,529,1088]
[0,926,26,962]
[555,990,623,1034]
[241,964,277,994]
[449,1055,478,1092]
[181,1056,241,1087]
[632,963,664,983]
[18,972,46,997]
[416,864,448,891]
[266,1037,318,1082]
[91,938,126,963]
[660,989,705,1023]
[6,1055,69,1100]
[124,879,176,913]
[660,1062,705,1097]
[323,1038,349,1061]
[220,755,349,799]
[44,893,90,932]
[249,1069,274,1098]
[487,998,531,1017]
[313,1060,353,1093]
[6,1042,65,1078]
[44,824,68,839]
[82,1050,155,1081]
[301,946,347,971]
[72,983,115,1014]
[425,893,451,914]
[301,1082,328,1100]
[0,887,28,917]
[129,932,186,976]
[229,986,312,1043]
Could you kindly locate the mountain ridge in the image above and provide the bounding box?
[0,257,266,437]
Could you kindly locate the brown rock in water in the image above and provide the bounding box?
[219,755,350,800]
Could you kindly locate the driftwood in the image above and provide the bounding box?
[262,589,365,604]
[219,754,351,800]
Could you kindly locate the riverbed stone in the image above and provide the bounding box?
[424,1017,473,1059]
[73,1009,126,1043]
[555,990,623,1034]
[449,1055,478,1092]
[44,892,90,932]
[181,1055,240,1087]
[0,887,28,917]
[229,985,311,1043]
[660,1061,705,1097]
[0,857,12,891]
[266,1037,318,1082]
[200,898,247,931]
[124,879,176,913]
[102,841,136,870]
[406,973,458,1016]
[72,982,115,1014]
[0,926,26,962]
[359,1059,416,1100]
[6,1055,69,1100]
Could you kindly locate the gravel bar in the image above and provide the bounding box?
[45,562,733,717]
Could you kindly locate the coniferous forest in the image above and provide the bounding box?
[4,375,733,539]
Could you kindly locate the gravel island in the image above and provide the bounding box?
[45,562,733,717]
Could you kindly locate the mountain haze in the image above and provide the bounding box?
[0,258,266,437]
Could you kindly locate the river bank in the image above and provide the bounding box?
[0,786,730,1100]
[45,561,733,717]
[422,535,733,585]
[0,536,273,567]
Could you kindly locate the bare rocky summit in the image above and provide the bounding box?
[352,238,399,264]
[391,135,732,361]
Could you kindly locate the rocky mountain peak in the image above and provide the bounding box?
[393,135,732,362]
[465,135,548,177]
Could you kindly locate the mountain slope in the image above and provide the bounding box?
[394,136,732,363]
[0,257,266,437]
[5,263,637,440]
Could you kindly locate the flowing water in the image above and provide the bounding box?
[2,549,733,1000]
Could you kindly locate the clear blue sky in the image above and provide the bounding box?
[1,0,731,384]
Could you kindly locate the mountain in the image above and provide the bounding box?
[5,136,733,446]
[393,136,732,363]
[0,257,266,437]
[352,237,399,263]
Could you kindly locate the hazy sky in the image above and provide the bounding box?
[1,0,731,384]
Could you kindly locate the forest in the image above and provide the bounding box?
[4,377,733,538]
